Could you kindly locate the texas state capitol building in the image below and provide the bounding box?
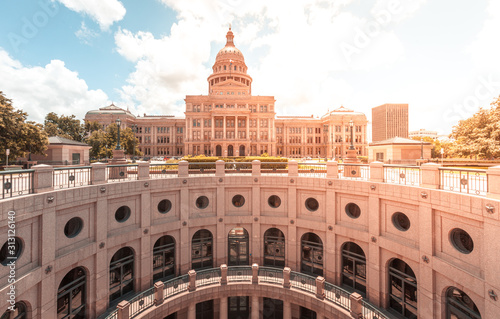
[85,28,368,159]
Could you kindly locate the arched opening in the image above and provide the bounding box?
[192,230,213,270]
[264,228,285,267]
[228,296,250,318]
[446,287,481,319]
[57,267,86,318]
[196,300,214,319]
[341,242,366,294]
[239,145,245,156]
[216,145,222,157]
[109,247,134,303]
[153,235,176,282]
[228,227,249,266]
[388,258,417,318]
[263,298,283,319]
[301,233,323,276]
[228,145,234,156]
[1,302,27,319]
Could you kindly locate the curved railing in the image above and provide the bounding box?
[102,265,391,319]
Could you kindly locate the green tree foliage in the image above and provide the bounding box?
[410,136,452,158]
[0,92,48,162]
[449,96,500,159]
[84,120,101,134]
[87,123,142,159]
[44,112,85,141]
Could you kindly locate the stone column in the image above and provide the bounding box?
[235,116,239,141]
[137,161,150,180]
[188,269,196,292]
[288,160,298,177]
[216,160,225,177]
[487,166,500,199]
[178,160,189,178]
[220,264,228,285]
[219,297,228,319]
[283,267,291,288]
[349,292,363,319]
[283,301,292,319]
[326,161,338,178]
[252,263,259,284]
[369,161,384,182]
[420,163,441,189]
[251,296,259,319]
[252,160,261,177]
[32,164,54,193]
[90,162,107,185]
[117,300,130,319]
[187,303,196,319]
[223,115,227,140]
[154,281,164,305]
[315,276,325,300]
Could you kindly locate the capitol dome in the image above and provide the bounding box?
[215,27,245,63]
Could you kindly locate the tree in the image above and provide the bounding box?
[0,92,48,162]
[44,112,84,141]
[410,136,451,158]
[86,124,142,159]
[449,96,500,159]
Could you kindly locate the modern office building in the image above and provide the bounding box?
[85,29,368,158]
[371,104,408,142]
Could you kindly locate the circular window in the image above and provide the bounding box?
[158,199,172,214]
[115,206,131,223]
[196,196,209,209]
[64,217,83,238]
[450,228,474,254]
[232,195,245,207]
[268,195,281,208]
[305,198,319,212]
[392,212,411,231]
[345,203,361,219]
[0,237,23,266]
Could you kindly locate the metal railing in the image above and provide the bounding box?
[438,167,487,195]
[150,163,178,179]
[163,274,189,299]
[0,169,34,199]
[187,162,216,175]
[53,166,92,189]
[106,164,139,182]
[260,162,288,175]
[195,268,221,287]
[338,163,370,181]
[258,266,284,285]
[383,165,420,186]
[362,299,394,319]
[128,287,155,317]
[227,266,252,282]
[289,272,316,294]
[324,282,351,312]
[298,163,327,177]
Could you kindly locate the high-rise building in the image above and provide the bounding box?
[371,103,408,142]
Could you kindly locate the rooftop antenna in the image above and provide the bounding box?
[229,23,231,30]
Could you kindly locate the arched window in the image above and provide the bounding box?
[57,267,86,318]
[301,233,323,276]
[153,235,176,282]
[0,302,27,319]
[446,287,481,319]
[228,227,249,266]
[341,242,366,294]
[196,300,214,319]
[109,247,134,303]
[192,230,213,270]
[388,259,417,318]
[264,228,285,267]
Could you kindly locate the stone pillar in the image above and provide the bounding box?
[326,161,338,178]
[90,162,107,185]
[252,160,261,177]
[283,301,292,319]
[220,264,228,285]
[215,159,226,177]
[223,115,227,140]
[369,161,384,182]
[188,269,196,292]
[288,160,298,177]
[178,160,189,178]
[420,163,441,189]
[137,161,150,180]
[219,297,228,319]
[487,166,500,199]
[154,281,164,305]
[252,263,259,284]
[32,164,54,193]
[235,116,239,142]
[283,267,291,289]
[315,276,325,300]
[187,303,196,319]
[117,300,130,319]
[251,295,259,319]
[349,292,363,319]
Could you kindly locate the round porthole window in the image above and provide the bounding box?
[0,237,23,266]
[305,198,319,212]
[232,195,245,207]
[196,196,209,209]
[392,212,410,231]
[158,199,172,214]
[450,228,474,254]
[268,195,281,208]
[115,206,131,223]
[64,217,83,238]
[345,203,361,219]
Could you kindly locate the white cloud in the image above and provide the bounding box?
[75,21,98,45]
[0,49,109,123]
[56,0,126,30]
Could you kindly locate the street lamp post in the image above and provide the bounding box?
[420,137,423,159]
[115,119,122,150]
[349,120,355,151]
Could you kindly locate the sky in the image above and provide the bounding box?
[1,0,499,137]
